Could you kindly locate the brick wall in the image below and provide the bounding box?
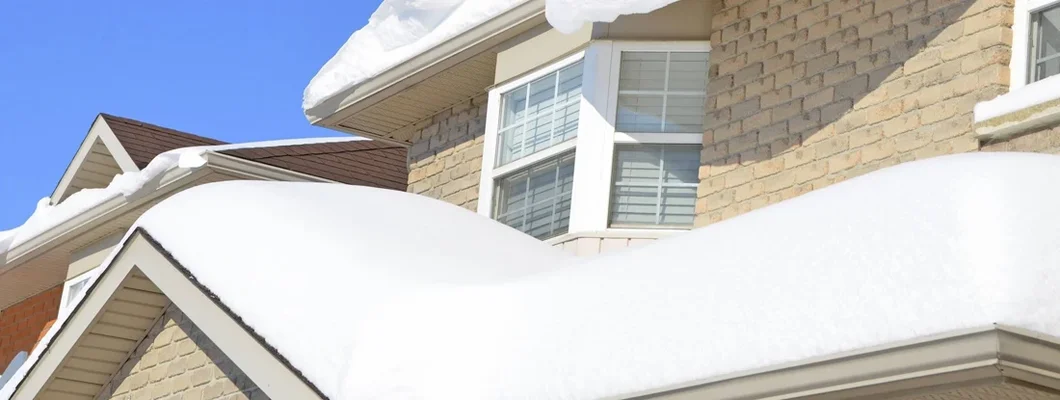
[0,285,61,369]
[695,0,1012,226]
[406,95,488,211]
[98,305,268,400]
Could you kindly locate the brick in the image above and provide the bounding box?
[827,149,863,172]
[750,6,781,32]
[862,138,898,161]
[734,62,765,86]
[837,39,873,64]
[790,108,823,134]
[762,170,797,193]
[855,50,891,75]
[774,98,805,120]
[872,25,907,52]
[849,125,885,147]
[718,53,749,76]
[764,52,794,74]
[734,181,767,200]
[743,109,774,130]
[794,160,828,183]
[894,128,933,152]
[905,48,941,74]
[758,121,790,144]
[776,29,811,53]
[761,87,792,108]
[716,87,747,108]
[806,51,839,76]
[804,87,835,110]
[824,63,857,86]
[792,74,824,98]
[808,16,842,41]
[729,132,760,154]
[783,146,816,168]
[767,17,798,41]
[858,13,893,38]
[746,75,776,98]
[825,26,860,52]
[813,135,851,158]
[840,3,874,28]
[892,0,928,25]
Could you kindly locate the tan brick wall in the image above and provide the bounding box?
[406,95,488,211]
[696,0,1013,226]
[0,285,61,369]
[98,305,268,400]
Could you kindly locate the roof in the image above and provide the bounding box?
[219,140,407,191]
[100,113,226,168]
[96,113,408,191]
[9,153,1060,399]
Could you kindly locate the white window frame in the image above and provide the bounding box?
[478,41,711,240]
[59,272,94,312]
[1012,0,1060,89]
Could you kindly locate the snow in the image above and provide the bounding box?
[303,0,680,112]
[545,0,681,34]
[303,0,525,112]
[975,73,1060,122]
[90,152,1060,399]
[0,137,362,261]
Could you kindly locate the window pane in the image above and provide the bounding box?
[619,52,667,91]
[610,145,701,228]
[497,61,584,166]
[1035,5,1060,82]
[615,51,709,134]
[493,152,576,239]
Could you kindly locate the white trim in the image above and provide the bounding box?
[491,140,577,177]
[8,233,324,400]
[614,132,703,144]
[544,228,687,245]
[49,115,139,204]
[478,51,587,218]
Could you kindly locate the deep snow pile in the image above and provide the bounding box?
[0,137,361,261]
[107,153,1060,398]
[303,0,681,113]
[134,181,572,399]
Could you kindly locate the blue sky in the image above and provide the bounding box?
[0,1,377,229]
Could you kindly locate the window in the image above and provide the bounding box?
[1032,4,1060,82]
[479,43,710,241]
[1011,0,1060,87]
[59,273,93,312]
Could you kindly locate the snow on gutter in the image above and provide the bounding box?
[0,136,362,268]
[302,0,682,123]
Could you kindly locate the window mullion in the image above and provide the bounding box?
[520,83,531,160]
[656,146,666,225]
[661,52,671,133]
[549,162,561,234]
[550,71,560,147]
[521,164,533,232]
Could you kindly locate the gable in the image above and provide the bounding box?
[5,231,321,400]
[95,304,268,400]
[50,116,139,204]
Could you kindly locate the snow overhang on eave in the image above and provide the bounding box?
[0,153,334,310]
[305,0,546,145]
[638,326,1060,399]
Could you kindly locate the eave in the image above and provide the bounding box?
[636,326,1060,399]
[0,152,335,310]
[305,0,546,145]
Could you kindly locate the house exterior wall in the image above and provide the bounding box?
[695,0,1011,225]
[0,286,61,369]
[981,127,1060,153]
[97,305,268,400]
[406,96,488,212]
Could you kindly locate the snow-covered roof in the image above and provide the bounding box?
[11,152,1060,399]
[303,0,682,114]
[0,137,363,262]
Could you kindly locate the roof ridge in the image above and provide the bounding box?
[100,113,228,145]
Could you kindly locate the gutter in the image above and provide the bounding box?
[305,0,547,128]
[631,326,1060,399]
[0,152,337,298]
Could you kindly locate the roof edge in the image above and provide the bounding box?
[306,0,546,131]
[633,326,1060,399]
[49,115,139,205]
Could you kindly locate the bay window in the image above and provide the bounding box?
[479,42,710,241]
[1012,0,1060,87]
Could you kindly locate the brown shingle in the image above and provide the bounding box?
[99,114,408,191]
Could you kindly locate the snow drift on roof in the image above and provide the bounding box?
[302,0,682,113]
[0,137,362,262]
[59,152,1060,400]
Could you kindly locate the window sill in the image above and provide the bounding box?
[974,75,1060,139]
[544,228,688,246]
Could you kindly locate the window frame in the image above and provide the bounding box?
[1012,0,1060,89]
[478,51,586,236]
[478,41,711,241]
[59,272,94,312]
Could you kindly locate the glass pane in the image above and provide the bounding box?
[500,86,527,129]
[668,52,710,91]
[616,94,665,133]
[663,95,707,133]
[493,152,576,239]
[1036,6,1060,82]
[496,61,584,166]
[610,145,701,228]
[619,52,667,91]
[659,187,697,226]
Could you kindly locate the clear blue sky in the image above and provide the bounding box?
[0,0,378,229]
